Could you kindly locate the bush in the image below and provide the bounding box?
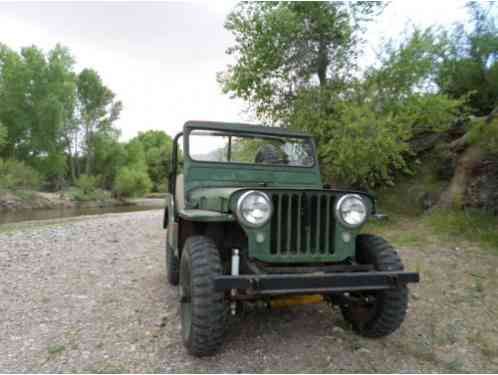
[71,188,110,202]
[113,167,152,198]
[75,174,99,194]
[0,159,42,190]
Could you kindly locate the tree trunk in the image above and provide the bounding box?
[85,121,92,176]
[68,151,76,184]
[317,39,328,88]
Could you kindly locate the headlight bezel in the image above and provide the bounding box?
[335,194,368,228]
[236,190,273,228]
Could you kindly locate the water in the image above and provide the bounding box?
[0,200,165,226]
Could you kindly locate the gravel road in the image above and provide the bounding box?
[1,210,498,372]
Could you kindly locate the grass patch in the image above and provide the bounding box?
[363,208,498,254]
[446,358,465,372]
[362,215,434,248]
[423,208,498,253]
[47,344,65,355]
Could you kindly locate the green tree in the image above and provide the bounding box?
[0,43,30,159]
[131,130,173,191]
[0,44,78,189]
[219,2,383,121]
[125,138,148,169]
[113,167,152,198]
[77,68,122,175]
[93,129,127,189]
[221,3,465,187]
[437,2,498,115]
[0,122,6,151]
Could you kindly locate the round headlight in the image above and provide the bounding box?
[336,194,367,227]
[236,191,272,227]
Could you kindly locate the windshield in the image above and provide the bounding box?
[188,129,315,167]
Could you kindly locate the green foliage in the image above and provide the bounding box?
[468,117,498,156]
[71,188,110,202]
[0,44,76,187]
[367,28,446,99]
[424,208,498,252]
[0,42,123,190]
[129,130,173,191]
[113,167,152,198]
[75,174,98,194]
[436,3,498,115]
[0,122,6,150]
[0,159,42,189]
[221,4,466,187]
[77,68,123,176]
[290,50,463,187]
[93,131,127,189]
[125,139,148,169]
[220,2,382,120]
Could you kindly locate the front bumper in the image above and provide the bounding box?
[214,271,419,295]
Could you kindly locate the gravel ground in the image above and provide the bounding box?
[1,210,498,372]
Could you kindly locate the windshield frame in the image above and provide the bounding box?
[185,126,317,169]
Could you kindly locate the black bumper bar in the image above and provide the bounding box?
[214,271,419,295]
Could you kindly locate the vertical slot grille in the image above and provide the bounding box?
[270,192,335,256]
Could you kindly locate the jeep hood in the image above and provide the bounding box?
[187,186,375,214]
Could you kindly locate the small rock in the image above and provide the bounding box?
[332,326,344,334]
[356,348,370,354]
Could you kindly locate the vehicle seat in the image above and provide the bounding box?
[175,174,185,210]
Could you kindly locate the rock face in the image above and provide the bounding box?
[466,160,498,214]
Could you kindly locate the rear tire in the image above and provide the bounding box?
[165,233,179,285]
[341,234,408,338]
[179,236,225,356]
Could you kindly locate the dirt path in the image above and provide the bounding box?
[1,211,497,372]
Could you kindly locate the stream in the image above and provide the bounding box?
[0,199,165,226]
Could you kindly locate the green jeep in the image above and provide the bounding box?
[164,121,419,356]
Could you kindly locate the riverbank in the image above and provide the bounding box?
[0,189,124,211]
[0,189,166,212]
[0,189,165,226]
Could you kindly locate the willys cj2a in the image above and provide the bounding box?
[163,121,419,356]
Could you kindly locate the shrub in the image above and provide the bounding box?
[71,188,110,202]
[113,167,152,198]
[0,159,42,190]
[75,174,99,194]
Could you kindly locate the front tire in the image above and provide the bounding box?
[179,236,225,356]
[341,234,408,338]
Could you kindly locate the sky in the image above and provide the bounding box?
[0,1,470,141]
